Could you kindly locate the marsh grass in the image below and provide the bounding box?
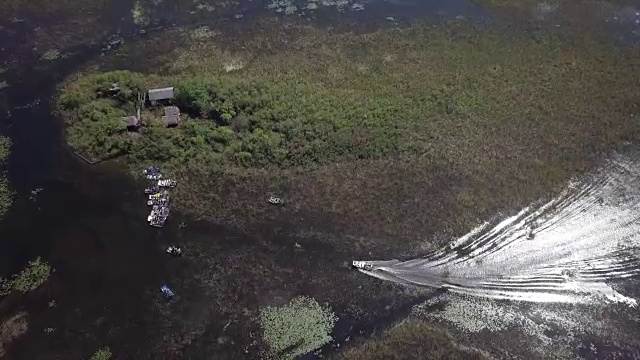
[259,296,338,359]
[339,319,486,360]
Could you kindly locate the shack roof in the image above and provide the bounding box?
[121,116,139,127]
[164,106,180,116]
[148,87,175,101]
[162,115,179,126]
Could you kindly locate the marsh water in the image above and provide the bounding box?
[1,0,640,358]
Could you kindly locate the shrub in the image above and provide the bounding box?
[90,346,112,360]
[259,296,338,359]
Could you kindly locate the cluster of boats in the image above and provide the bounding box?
[143,166,177,228]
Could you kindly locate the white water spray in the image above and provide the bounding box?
[358,153,640,306]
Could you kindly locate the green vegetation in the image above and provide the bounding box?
[58,23,640,172]
[57,21,640,233]
[0,136,13,220]
[259,296,338,359]
[89,346,112,360]
[9,257,52,293]
[339,319,486,360]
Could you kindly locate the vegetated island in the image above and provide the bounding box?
[56,21,640,233]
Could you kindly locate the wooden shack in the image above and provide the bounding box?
[148,87,175,106]
[121,115,140,132]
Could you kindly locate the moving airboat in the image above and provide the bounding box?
[352,261,374,271]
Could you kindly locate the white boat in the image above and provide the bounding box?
[267,195,285,206]
[352,261,373,271]
[166,246,182,256]
[157,179,177,188]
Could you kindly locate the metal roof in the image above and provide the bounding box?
[162,115,179,126]
[148,87,175,101]
[163,106,180,116]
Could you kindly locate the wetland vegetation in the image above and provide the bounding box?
[0,257,52,296]
[340,319,487,360]
[57,20,640,236]
[0,0,635,357]
[259,296,338,359]
[0,136,13,221]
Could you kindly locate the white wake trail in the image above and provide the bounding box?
[358,153,640,306]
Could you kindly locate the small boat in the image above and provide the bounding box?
[352,261,374,271]
[144,186,159,194]
[149,191,168,200]
[166,246,182,256]
[160,285,175,300]
[267,195,285,206]
[148,198,169,206]
[150,219,165,228]
[157,179,177,188]
[143,166,160,174]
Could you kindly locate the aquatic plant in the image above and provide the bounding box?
[10,257,52,293]
[259,296,338,359]
[132,1,149,26]
[90,346,112,360]
[0,136,11,162]
[40,49,61,61]
[0,178,13,220]
[0,136,13,219]
[0,278,10,297]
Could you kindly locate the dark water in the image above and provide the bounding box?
[0,0,638,358]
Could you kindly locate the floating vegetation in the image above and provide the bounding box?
[0,81,8,90]
[195,2,216,12]
[90,346,112,360]
[0,136,12,219]
[190,26,217,41]
[40,49,60,61]
[132,1,149,26]
[10,257,52,293]
[0,137,10,161]
[267,0,359,14]
[259,296,338,359]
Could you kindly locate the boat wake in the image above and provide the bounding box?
[358,153,640,306]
